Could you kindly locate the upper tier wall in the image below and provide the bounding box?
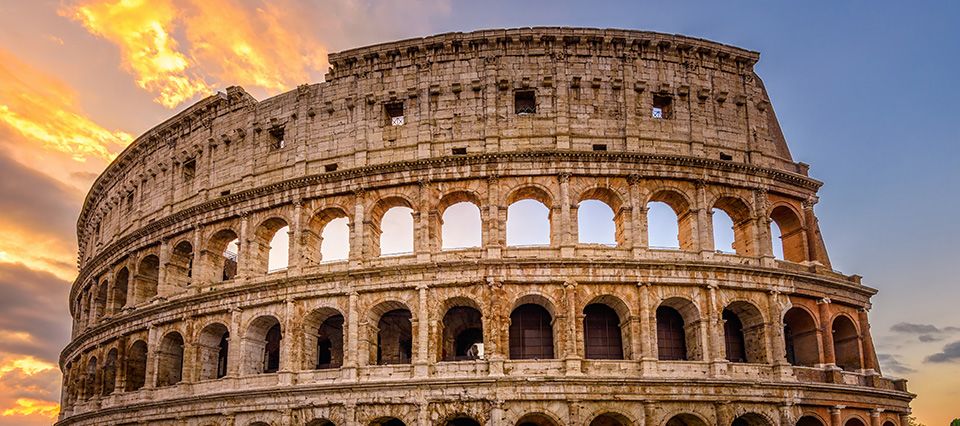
[77,27,808,268]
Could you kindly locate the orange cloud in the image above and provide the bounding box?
[63,0,328,108]
[0,398,59,419]
[0,49,132,164]
[64,0,212,108]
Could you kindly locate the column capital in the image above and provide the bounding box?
[817,297,832,305]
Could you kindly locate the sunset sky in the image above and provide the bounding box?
[0,1,958,425]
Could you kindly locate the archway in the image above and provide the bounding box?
[124,340,148,391]
[377,309,413,365]
[509,303,554,359]
[441,305,483,361]
[583,303,624,359]
[242,316,282,374]
[197,322,230,380]
[783,307,820,366]
[156,331,185,387]
[134,255,159,304]
[833,315,863,371]
[516,413,560,426]
[666,413,708,426]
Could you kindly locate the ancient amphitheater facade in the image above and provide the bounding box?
[59,28,913,426]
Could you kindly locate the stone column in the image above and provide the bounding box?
[289,201,303,272]
[227,307,243,377]
[484,176,502,259]
[190,226,201,288]
[279,298,296,384]
[706,285,725,375]
[767,291,789,372]
[236,213,250,280]
[643,401,657,426]
[638,282,656,374]
[559,173,574,256]
[563,280,582,375]
[485,278,505,376]
[156,238,170,297]
[818,298,836,366]
[859,308,880,373]
[352,190,365,266]
[696,181,714,255]
[415,284,430,376]
[754,189,774,261]
[870,409,884,426]
[829,406,843,426]
[416,181,432,262]
[629,175,647,257]
[144,324,158,389]
[343,291,359,379]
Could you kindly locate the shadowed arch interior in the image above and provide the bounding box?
[134,254,159,304]
[167,240,194,289]
[516,413,560,426]
[666,413,709,426]
[376,308,412,365]
[303,308,345,370]
[657,298,702,361]
[583,303,624,360]
[723,301,768,363]
[509,303,554,359]
[783,307,821,366]
[197,322,230,380]
[770,205,806,262]
[156,331,185,387]
[242,315,282,374]
[111,267,128,313]
[833,315,863,371]
[441,305,483,361]
[124,340,147,391]
[797,416,826,426]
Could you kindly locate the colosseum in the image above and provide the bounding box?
[58,27,914,426]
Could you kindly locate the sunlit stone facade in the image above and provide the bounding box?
[58,28,913,426]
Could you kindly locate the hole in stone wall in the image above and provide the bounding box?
[451,147,467,155]
[385,102,405,126]
[441,202,481,250]
[720,152,733,161]
[324,163,338,172]
[652,94,673,119]
[320,217,350,262]
[578,200,616,246]
[515,90,536,115]
[506,199,550,246]
[269,126,285,149]
[711,208,736,253]
[647,202,680,249]
[182,158,196,180]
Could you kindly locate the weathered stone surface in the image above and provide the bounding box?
[58,28,912,426]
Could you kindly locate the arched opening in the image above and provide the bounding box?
[712,197,755,256]
[666,414,709,426]
[83,357,97,399]
[321,217,350,262]
[305,208,351,264]
[380,206,415,256]
[252,218,289,274]
[441,305,483,361]
[881,421,896,426]
[770,205,806,262]
[446,417,482,426]
[732,413,773,426]
[516,413,560,426]
[796,416,826,426]
[124,340,147,391]
[156,331,184,387]
[242,316,282,374]
[578,187,626,247]
[723,301,767,363]
[306,419,335,426]
[578,200,616,246]
[833,315,863,371]
[723,309,747,363]
[111,267,129,313]
[590,413,630,426]
[371,418,406,426]
[376,309,413,364]
[583,303,624,360]
[102,349,117,396]
[197,322,230,380]
[783,307,821,367]
[167,240,194,289]
[133,255,159,304]
[657,305,688,360]
[203,229,240,283]
[307,311,345,370]
[509,303,554,359]
[648,189,693,250]
[92,279,108,321]
[441,201,482,250]
[845,418,867,426]
[506,187,552,247]
[712,209,736,253]
[647,202,680,249]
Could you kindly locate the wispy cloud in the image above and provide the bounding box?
[925,340,960,363]
[878,353,916,375]
[889,322,960,343]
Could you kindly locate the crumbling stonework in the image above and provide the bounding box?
[58,28,913,426]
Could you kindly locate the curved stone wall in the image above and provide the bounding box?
[58,28,912,426]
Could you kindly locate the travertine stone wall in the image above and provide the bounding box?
[58,28,911,426]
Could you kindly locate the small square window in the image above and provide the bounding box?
[125,192,134,211]
[652,94,673,119]
[515,90,536,115]
[269,127,285,150]
[324,163,338,172]
[385,102,404,126]
[720,153,733,161]
[452,147,467,155]
[182,158,196,180]
[220,190,231,196]
[592,144,608,152]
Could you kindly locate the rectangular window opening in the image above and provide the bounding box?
[515,90,536,115]
[324,163,338,172]
[269,127,285,150]
[452,147,467,155]
[720,153,733,161]
[592,144,608,152]
[385,102,405,126]
[652,94,673,119]
[220,190,231,196]
[182,158,196,180]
